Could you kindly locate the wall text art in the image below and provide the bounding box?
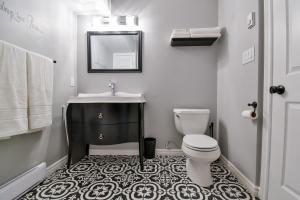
[0,1,44,34]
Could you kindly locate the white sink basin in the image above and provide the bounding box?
[68,92,146,103]
[78,92,143,98]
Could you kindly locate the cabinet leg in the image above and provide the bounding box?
[66,104,72,169]
[67,144,72,169]
[86,144,90,156]
[138,103,144,171]
[139,138,144,170]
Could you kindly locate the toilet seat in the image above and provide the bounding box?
[183,135,218,152]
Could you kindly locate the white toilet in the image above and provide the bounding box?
[173,108,220,187]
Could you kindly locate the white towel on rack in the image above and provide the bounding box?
[172,29,189,34]
[0,40,28,138]
[27,52,53,130]
[171,34,191,38]
[190,27,222,34]
[190,33,221,38]
[171,29,191,38]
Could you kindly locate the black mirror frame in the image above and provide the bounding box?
[87,31,142,73]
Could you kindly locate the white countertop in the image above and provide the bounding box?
[67,96,146,104]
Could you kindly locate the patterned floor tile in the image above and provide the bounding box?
[19,155,257,200]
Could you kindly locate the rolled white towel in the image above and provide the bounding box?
[190,33,221,38]
[190,27,222,34]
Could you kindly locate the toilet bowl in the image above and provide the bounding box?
[173,108,220,187]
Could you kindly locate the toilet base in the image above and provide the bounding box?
[186,158,213,187]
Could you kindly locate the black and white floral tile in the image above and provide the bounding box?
[19,155,257,200]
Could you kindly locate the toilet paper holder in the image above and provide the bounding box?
[247,101,257,117]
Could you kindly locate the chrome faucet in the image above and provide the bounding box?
[108,80,116,96]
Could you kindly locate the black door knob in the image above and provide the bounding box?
[270,85,285,95]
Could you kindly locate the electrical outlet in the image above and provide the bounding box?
[242,46,255,65]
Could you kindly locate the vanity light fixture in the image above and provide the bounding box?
[126,16,138,26]
[117,16,127,25]
[93,15,138,26]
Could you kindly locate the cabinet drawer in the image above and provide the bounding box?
[84,123,139,145]
[83,103,139,124]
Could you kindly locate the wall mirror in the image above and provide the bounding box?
[87,31,142,73]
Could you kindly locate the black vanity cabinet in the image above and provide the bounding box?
[66,101,145,170]
[83,103,139,145]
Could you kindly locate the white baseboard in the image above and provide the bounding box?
[89,149,139,155]
[46,156,67,176]
[156,148,184,155]
[220,155,260,197]
[0,163,46,200]
[89,148,183,156]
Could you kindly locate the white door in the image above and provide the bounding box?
[268,0,300,199]
[113,52,136,69]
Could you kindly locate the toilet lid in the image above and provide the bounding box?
[183,135,218,150]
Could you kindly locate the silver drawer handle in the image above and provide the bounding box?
[98,133,103,140]
[98,113,103,119]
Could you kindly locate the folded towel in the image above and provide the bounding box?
[190,27,222,34]
[171,29,191,38]
[190,33,221,38]
[171,33,191,38]
[172,29,189,34]
[27,52,53,130]
[0,40,28,138]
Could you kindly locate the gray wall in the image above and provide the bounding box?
[217,0,263,185]
[77,0,219,150]
[0,0,76,185]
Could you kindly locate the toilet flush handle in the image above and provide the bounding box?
[176,114,180,118]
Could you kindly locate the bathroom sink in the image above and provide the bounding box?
[68,92,146,103]
[77,92,143,98]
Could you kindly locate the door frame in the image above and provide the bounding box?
[259,0,273,199]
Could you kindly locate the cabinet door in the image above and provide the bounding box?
[83,103,139,124]
[84,123,139,145]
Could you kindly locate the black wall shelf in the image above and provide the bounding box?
[170,37,218,47]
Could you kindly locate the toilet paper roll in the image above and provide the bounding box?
[241,110,257,119]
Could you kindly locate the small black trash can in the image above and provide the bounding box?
[144,137,156,159]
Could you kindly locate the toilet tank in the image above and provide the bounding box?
[173,109,210,135]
